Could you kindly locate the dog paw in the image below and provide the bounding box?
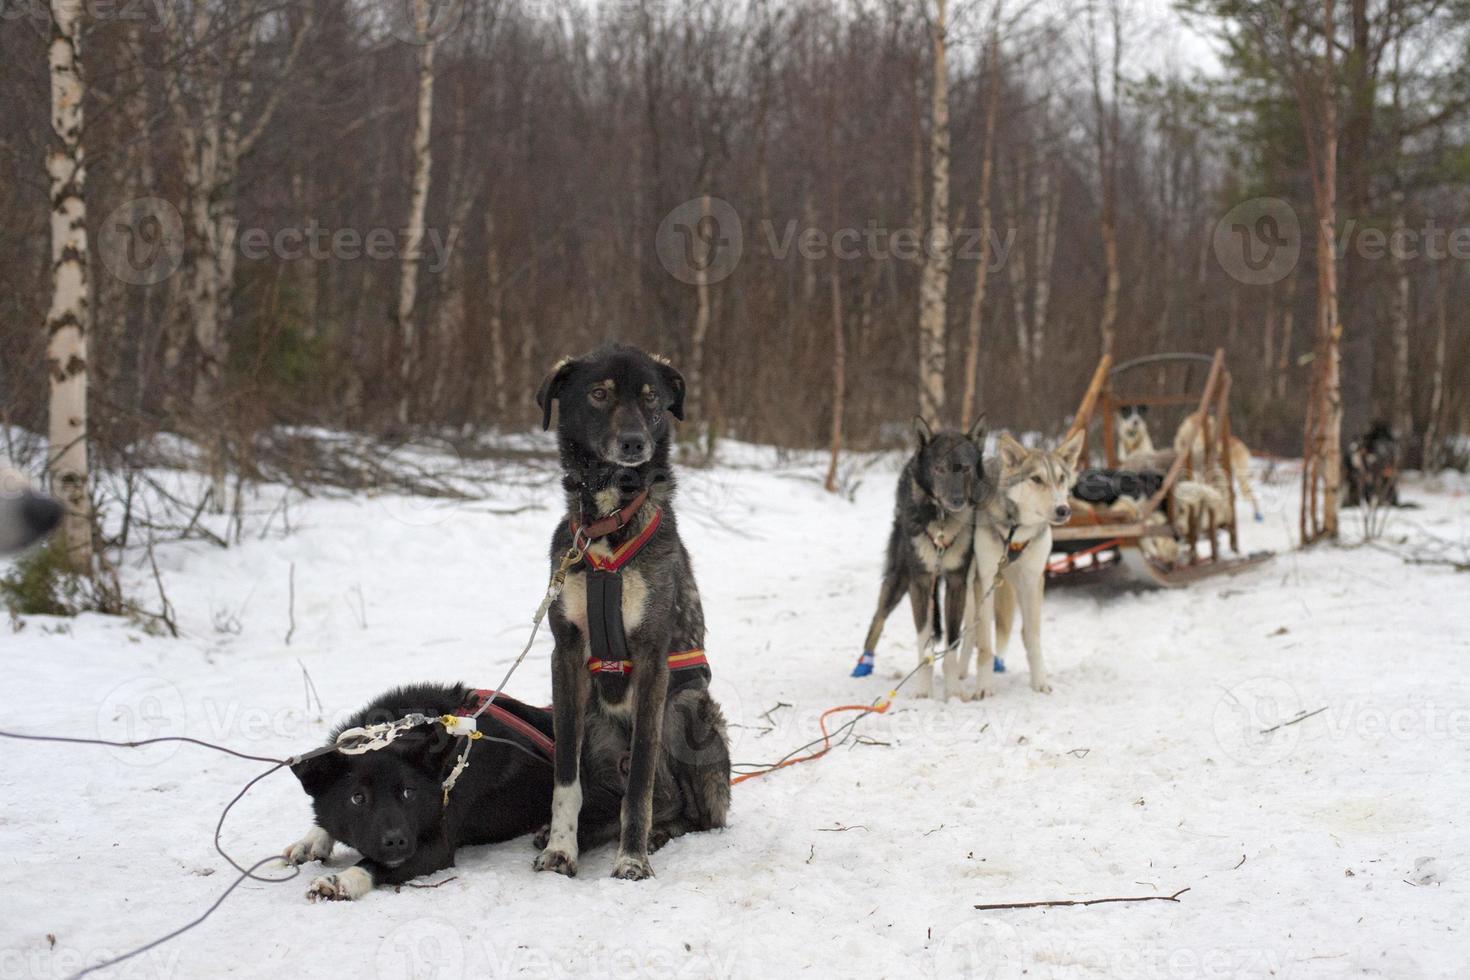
[305,867,372,902]
[282,829,333,866]
[533,847,578,877]
[974,682,997,700]
[1030,677,1053,694]
[611,854,655,881]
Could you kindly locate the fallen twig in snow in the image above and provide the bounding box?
[404,876,459,890]
[759,702,792,725]
[285,562,297,647]
[974,887,1191,911]
[298,660,324,720]
[1260,706,1327,734]
[1234,854,1247,870]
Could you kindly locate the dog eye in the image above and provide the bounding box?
[1031,475,1044,484]
[590,388,609,404]
[400,787,415,801]
[642,390,658,405]
[350,792,365,806]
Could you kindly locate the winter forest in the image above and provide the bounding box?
[3,2,1470,976]
[4,0,1469,484]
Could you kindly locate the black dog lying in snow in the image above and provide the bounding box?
[283,683,618,901]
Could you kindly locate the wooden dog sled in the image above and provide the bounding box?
[1048,348,1273,588]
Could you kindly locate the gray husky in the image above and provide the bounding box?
[853,417,988,699]
[0,465,63,557]
[534,345,730,881]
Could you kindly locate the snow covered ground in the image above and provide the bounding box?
[2,439,1468,980]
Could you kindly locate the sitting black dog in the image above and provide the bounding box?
[283,683,616,901]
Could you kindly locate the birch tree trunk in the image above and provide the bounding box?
[431,94,478,420]
[1276,271,1296,400]
[1003,151,1030,401]
[1300,0,1342,542]
[1032,158,1060,371]
[687,192,713,430]
[1421,261,1448,471]
[959,22,1001,426]
[824,262,846,493]
[485,209,508,419]
[45,0,92,572]
[1262,281,1278,385]
[396,0,438,426]
[915,0,952,428]
[1388,194,1413,457]
[162,0,308,508]
[1090,1,1122,361]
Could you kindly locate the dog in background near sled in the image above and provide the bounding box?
[1114,404,1263,522]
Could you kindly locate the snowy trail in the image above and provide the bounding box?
[2,444,1467,979]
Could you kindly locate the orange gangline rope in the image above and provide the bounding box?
[730,701,891,786]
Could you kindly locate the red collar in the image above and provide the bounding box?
[458,690,554,761]
[577,507,663,572]
[587,649,708,675]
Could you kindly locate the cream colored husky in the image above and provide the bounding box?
[956,431,1084,700]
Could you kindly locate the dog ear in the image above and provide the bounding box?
[1056,429,1086,472]
[291,751,346,797]
[913,416,934,448]
[535,357,578,431]
[654,356,686,421]
[967,414,988,445]
[996,432,1027,471]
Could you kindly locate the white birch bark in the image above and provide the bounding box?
[45,0,92,571]
[396,0,438,425]
[1421,262,1448,470]
[1032,158,1060,369]
[687,192,713,428]
[915,0,952,428]
[1389,194,1413,451]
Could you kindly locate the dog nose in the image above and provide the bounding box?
[1053,504,1071,521]
[22,492,63,535]
[380,829,410,854]
[618,433,647,459]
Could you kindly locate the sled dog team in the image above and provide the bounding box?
[0,344,1208,898]
[856,417,1084,701]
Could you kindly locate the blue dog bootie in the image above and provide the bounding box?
[851,650,876,677]
[994,656,1007,673]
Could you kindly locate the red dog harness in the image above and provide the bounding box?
[458,689,555,761]
[587,648,708,675]
[581,507,662,572]
[570,498,712,685]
